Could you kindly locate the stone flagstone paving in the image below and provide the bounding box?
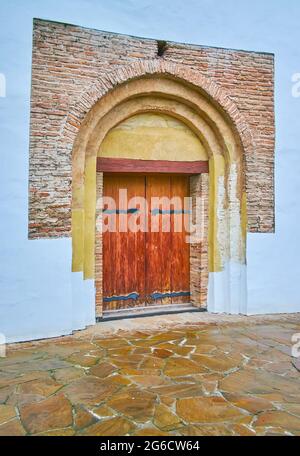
[0,314,299,436]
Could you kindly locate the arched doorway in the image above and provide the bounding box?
[97,113,209,315]
[69,61,250,317]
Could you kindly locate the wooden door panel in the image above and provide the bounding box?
[145,175,172,306]
[103,173,190,311]
[103,175,145,310]
[170,176,190,304]
[102,175,116,303]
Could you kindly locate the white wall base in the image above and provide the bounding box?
[0,239,95,344]
[246,147,300,315]
[71,273,95,330]
[247,233,300,314]
[207,262,247,314]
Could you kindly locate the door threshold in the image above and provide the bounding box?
[97,303,206,322]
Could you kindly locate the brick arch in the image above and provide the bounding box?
[61,59,255,161]
[71,74,248,243]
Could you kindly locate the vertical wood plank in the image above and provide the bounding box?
[146,175,172,306]
[103,174,145,310]
[171,176,190,304]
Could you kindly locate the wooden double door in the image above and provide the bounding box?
[103,174,190,311]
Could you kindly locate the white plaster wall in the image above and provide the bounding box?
[0,239,72,343]
[0,0,299,342]
[247,148,300,314]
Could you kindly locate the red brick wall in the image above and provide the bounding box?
[28,19,274,239]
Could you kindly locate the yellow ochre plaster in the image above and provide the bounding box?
[72,209,84,272]
[84,156,97,279]
[98,113,207,161]
[208,155,225,273]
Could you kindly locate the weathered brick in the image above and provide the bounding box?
[28,19,274,240]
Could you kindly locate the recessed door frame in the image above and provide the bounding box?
[95,158,209,317]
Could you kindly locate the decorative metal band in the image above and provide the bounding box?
[151,209,191,215]
[103,208,190,215]
[150,291,190,300]
[103,292,140,302]
[103,291,190,302]
[103,208,139,214]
